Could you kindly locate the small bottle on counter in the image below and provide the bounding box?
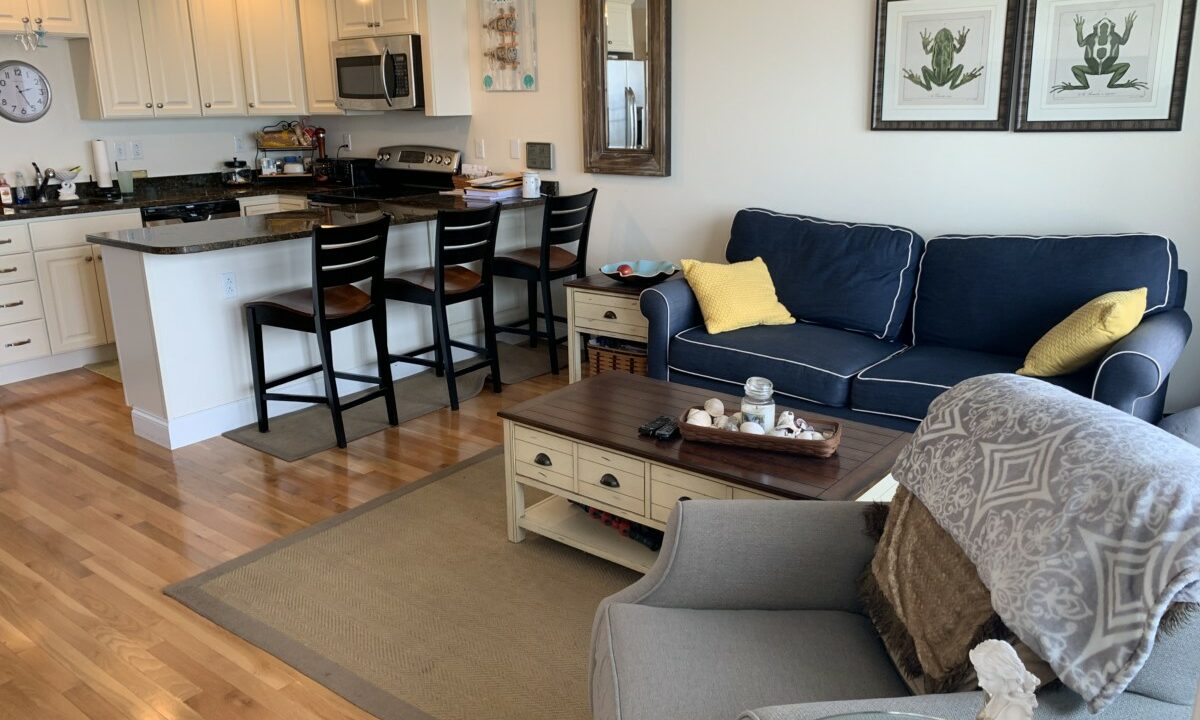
[741,376,776,430]
[12,171,28,204]
[0,174,12,206]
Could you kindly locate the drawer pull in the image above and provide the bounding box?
[1,300,25,309]
[533,453,553,467]
[0,239,11,245]
[4,339,31,348]
[85,256,94,263]
[679,496,692,502]
[599,473,621,489]
[0,267,16,274]
[603,310,618,319]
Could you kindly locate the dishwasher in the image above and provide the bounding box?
[141,199,242,226]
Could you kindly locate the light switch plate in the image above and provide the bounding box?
[526,142,554,170]
[509,139,521,159]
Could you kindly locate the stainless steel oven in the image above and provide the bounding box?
[333,35,423,111]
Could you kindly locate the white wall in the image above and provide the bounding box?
[0,40,278,183]
[322,0,1200,411]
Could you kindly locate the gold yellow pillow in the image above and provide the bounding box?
[1017,288,1147,377]
[681,257,795,334]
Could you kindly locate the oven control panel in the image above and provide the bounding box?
[375,145,461,174]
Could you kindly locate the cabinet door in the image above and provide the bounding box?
[92,246,114,343]
[35,245,108,354]
[83,0,154,117]
[236,0,307,114]
[333,0,373,38]
[188,0,247,116]
[298,0,341,114]
[0,1,27,34]
[374,0,415,34]
[605,1,635,54]
[31,0,88,35]
[139,0,202,117]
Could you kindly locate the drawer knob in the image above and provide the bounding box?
[85,256,93,263]
[599,473,620,489]
[679,496,692,502]
[533,453,553,467]
[4,339,31,348]
[1,300,25,309]
[0,267,16,274]
[603,310,617,319]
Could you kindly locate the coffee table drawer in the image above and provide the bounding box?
[732,488,779,500]
[650,466,731,501]
[514,438,572,476]
[577,479,643,515]
[514,425,574,454]
[578,459,645,501]
[515,461,574,492]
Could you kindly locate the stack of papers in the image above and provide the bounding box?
[463,172,523,202]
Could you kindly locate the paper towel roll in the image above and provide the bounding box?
[91,139,113,188]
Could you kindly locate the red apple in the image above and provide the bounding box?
[617,263,634,277]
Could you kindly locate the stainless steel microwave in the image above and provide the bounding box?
[332,35,423,111]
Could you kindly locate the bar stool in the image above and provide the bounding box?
[494,189,598,374]
[384,204,503,411]
[244,215,398,449]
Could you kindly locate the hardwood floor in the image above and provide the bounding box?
[0,367,569,720]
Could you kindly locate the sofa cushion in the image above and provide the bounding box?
[913,234,1178,356]
[669,323,905,407]
[727,209,923,341]
[603,605,909,720]
[850,345,1093,422]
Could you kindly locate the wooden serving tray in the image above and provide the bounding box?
[677,407,842,458]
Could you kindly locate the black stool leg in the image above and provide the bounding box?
[246,307,269,433]
[526,281,539,348]
[372,309,399,426]
[481,293,502,393]
[540,275,560,375]
[316,324,348,448]
[430,304,445,377]
[434,297,459,410]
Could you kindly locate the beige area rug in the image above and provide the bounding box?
[224,342,566,461]
[166,450,639,720]
[84,360,122,383]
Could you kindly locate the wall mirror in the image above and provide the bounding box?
[581,0,671,176]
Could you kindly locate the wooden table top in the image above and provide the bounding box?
[563,273,648,297]
[499,372,912,501]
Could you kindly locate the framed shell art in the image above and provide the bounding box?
[480,0,538,91]
[872,0,1021,129]
[1015,0,1196,130]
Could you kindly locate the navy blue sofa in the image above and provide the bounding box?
[641,209,1191,430]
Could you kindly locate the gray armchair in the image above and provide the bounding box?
[590,500,1200,720]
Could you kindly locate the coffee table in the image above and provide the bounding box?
[498,372,911,572]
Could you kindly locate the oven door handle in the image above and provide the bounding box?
[380,48,394,108]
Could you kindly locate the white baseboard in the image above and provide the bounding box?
[0,344,117,386]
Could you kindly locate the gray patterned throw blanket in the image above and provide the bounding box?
[891,374,1200,713]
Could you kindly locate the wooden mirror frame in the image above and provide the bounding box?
[581,0,671,176]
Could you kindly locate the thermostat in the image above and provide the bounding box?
[526,142,555,170]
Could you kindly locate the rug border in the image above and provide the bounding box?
[164,447,506,720]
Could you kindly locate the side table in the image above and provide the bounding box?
[564,274,649,383]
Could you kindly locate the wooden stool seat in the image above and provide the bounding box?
[386,266,483,297]
[494,247,578,275]
[247,285,372,320]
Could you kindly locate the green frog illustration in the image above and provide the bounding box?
[1051,13,1148,93]
[903,27,984,91]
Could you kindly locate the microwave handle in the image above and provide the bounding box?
[380,48,394,108]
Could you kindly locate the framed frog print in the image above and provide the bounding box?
[1015,0,1196,130]
[872,0,1021,129]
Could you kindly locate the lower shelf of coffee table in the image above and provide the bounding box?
[519,495,659,573]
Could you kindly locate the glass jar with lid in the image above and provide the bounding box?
[741,376,776,430]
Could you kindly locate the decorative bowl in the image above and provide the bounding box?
[601,260,678,286]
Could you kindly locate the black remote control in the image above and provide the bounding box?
[653,418,680,441]
[638,415,674,437]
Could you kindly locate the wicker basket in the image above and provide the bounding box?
[677,407,842,458]
[588,345,648,376]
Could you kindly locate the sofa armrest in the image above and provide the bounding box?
[640,278,703,380]
[1092,309,1192,420]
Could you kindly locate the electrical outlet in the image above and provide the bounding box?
[112,140,128,162]
[130,140,144,160]
[509,139,521,160]
[220,272,237,300]
[233,135,246,154]
[341,133,352,151]
[475,138,486,159]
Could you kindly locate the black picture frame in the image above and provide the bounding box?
[872,0,1022,130]
[1014,0,1197,131]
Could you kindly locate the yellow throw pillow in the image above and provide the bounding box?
[1017,288,1147,377]
[681,257,795,334]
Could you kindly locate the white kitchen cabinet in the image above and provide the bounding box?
[0,0,87,36]
[605,0,635,54]
[298,0,342,115]
[334,0,416,38]
[139,0,202,116]
[239,195,309,216]
[417,0,470,117]
[71,0,154,118]
[236,0,307,115]
[35,245,108,354]
[189,0,247,115]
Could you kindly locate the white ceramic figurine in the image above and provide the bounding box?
[969,640,1039,720]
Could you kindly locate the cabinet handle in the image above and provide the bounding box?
[145,103,152,108]
[599,473,620,489]
[1,300,24,309]
[248,102,255,108]
[533,453,552,467]
[4,339,31,348]
[156,102,163,108]
[603,310,617,319]
[0,267,17,274]
[85,256,93,263]
[0,239,11,245]
[679,496,692,502]
[204,102,212,108]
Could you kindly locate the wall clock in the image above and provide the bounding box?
[0,60,52,123]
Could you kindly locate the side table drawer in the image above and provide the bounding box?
[0,320,50,365]
[0,254,35,286]
[0,281,43,326]
[574,291,647,339]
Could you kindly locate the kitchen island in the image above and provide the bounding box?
[88,196,544,449]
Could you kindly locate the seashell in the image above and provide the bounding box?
[686,409,713,427]
[821,430,835,440]
[796,418,814,432]
[775,411,797,430]
[729,412,744,426]
[704,398,725,418]
[768,427,796,438]
[713,415,736,431]
[798,430,824,441]
[739,421,766,435]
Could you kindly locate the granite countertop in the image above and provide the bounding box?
[86,195,545,255]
